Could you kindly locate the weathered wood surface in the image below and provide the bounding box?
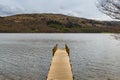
[47,45,73,80]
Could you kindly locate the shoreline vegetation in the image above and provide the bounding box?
[0,13,120,33]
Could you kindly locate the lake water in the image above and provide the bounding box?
[0,33,120,80]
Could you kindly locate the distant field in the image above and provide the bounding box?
[0,14,120,33]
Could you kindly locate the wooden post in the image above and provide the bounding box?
[52,44,58,56]
[65,44,70,56]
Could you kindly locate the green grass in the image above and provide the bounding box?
[48,24,69,32]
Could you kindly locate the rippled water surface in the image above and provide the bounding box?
[0,33,120,80]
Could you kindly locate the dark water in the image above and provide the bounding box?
[0,33,120,80]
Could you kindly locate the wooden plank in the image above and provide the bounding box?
[47,46,73,80]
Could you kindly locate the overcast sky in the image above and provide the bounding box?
[0,0,115,21]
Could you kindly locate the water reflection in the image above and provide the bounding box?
[0,34,120,80]
[112,34,120,40]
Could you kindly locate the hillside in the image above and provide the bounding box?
[0,13,120,33]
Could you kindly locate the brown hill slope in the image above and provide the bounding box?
[0,13,120,33]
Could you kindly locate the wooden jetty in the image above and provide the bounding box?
[47,44,74,80]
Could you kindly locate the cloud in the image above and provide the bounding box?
[0,4,25,16]
[0,0,115,20]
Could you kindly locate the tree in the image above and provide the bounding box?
[97,0,120,19]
